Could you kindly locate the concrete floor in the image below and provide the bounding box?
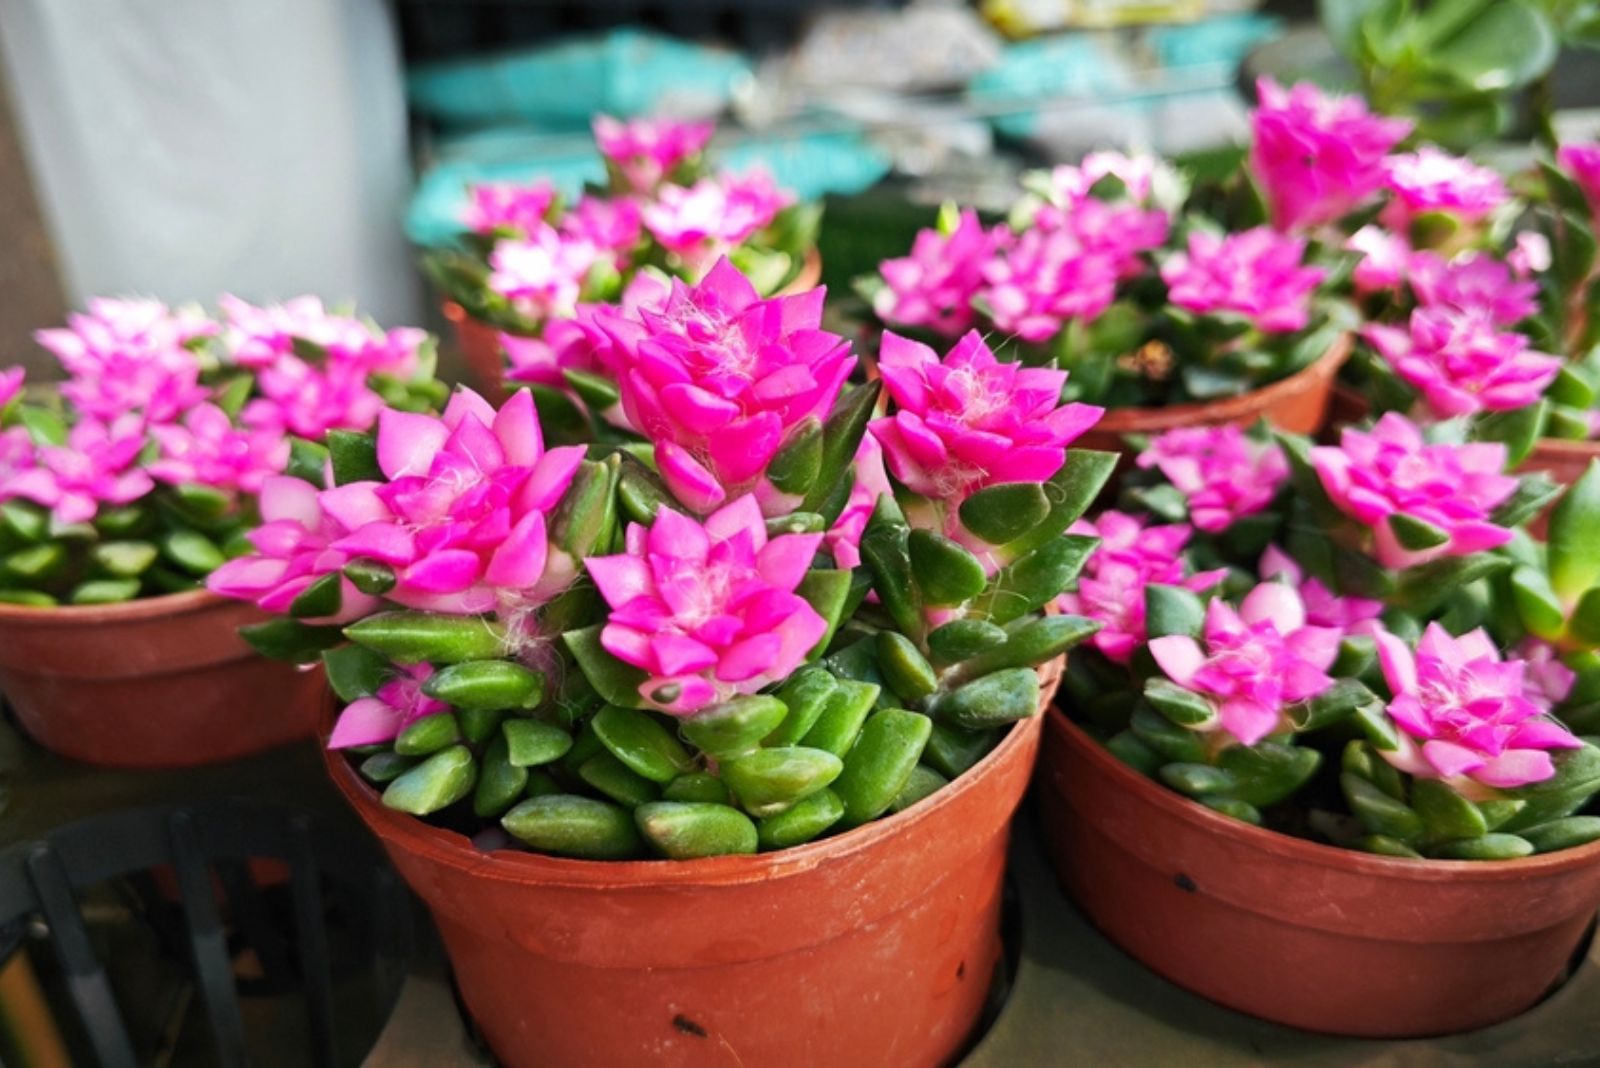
[0,65,66,378]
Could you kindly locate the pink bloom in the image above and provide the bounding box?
[586,496,828,715]
[220,295,427,381]
[1058,511,1225,663]
[328,663,448,749]
[1161,227,1325,334]
[0,428,35,510]
[1249,77,1412,233]
[641,171,792,276]
[1362,307,1559,418]
[1517,638,1577,713]
[1136,425,1288,532]
[874,210,1008,337]
[1309,413,1518,569]
[461,181,557,237]
[560,195,642,265]
[1259,545,1382,637]
[868,330,1102,505]
[1381,148,1508,230]
[978,227,1124,342]
[503,272,669,399]
[1031,195,1170,274]
[1407,252,1538,326]
[1558,143,1600,219]
[147,403,290,495]
[826,435,893,570]
[592,115,714,194]
[603,258,854,515]
[207,475,379,620]
[1510,232,1552,278]
[7,415,155,526]
[242,357,385,440]
[1150,584,1341,746]
[1375,624,1581,790]
[1346,225,1411,295]
[1048,151,1169,204]
[324,389,587,615]
[0,367,22,409]
[38,298,213,425]
[487,224,600,322]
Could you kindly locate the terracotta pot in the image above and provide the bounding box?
[444,249,826,404]
[324,657,1060,1068]
[1075,333,1351,456]
[1039,705,1600,1038]
[0,589,323,769]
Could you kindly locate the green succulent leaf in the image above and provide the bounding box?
[959,482,1051,544]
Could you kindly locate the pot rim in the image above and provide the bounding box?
[0,585,227,625]
[1049,704,1600,882]
[1528,437,1600,460]
[324,671,1047,890]
[1096,331,1351,432]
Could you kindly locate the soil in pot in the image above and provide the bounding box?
[1037,705,1600,1038]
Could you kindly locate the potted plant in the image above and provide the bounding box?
[0,296,443,768]
[425,114,822,422]
[1043,412,1600,1037]
[855,80,1408,455]
[211,260,1117,1066]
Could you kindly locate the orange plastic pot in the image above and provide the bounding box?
[1039,706,1600,1038]
[1076,334,1351,456]
[324,657,1059,1068]
[0,589,322,768]
[444,250,826,405]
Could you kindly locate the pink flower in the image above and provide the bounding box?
[560,195,642,266]
[461,181,557,237]
[1161,227,1325,333]
[641,171,792,276]
[1136,425,1288,532]
[207,475,378,620]
[0,367,22,409]
[1249,77,1412,233]
[322,389,587,615]
[487,224,600,322]
[220,295,427,381]
[37,298,213,425]
[1375,624,1581,790]
[603,258,854,515]
[328,663,448,749]
[1516,638,1576,713]
[242,358,385,440]
[868,330,1102,504]
[1407,251,1539,326]
[1346,225,1412,295]
[503,272,669,398]
[147,403,290,495]
[0,428,35,510]
[1558,143,1600,219]
[1058,511,1225,663]
[6,415,155,526]
[592,115,715,194]
[586,496,828,715]
[1047,151,1169,204]
[826,435,893,570]
[1259,545,1382,637]
[1150,583,1341,746]
[1362,307,1559,418]
[1309,413,1518,569]
[874,210,1008,338]
[1381,148,1508,230]
[979,228,1123,342]
[1510,232,1552,278]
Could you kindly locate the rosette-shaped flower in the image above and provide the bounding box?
[503,272,669,396]
[1364,307,1559,419]
[241,357,386,441]
[1516,638,1577,714]
[487,224,600,323]
[0,428,34,507]
[1259,546,1382,637]
[6,415,154,525]
[560,195,642,267]
[1249,77,1412,233]
[1346,225,1412,295]
[874,210,1008,337]
[868,330,1103,504]
[147,403,289,495]
[640,171,791,275]
[1032,194,1170,276]
[604,258,854,514]
[1375,624,1582,789]
[37,298,213,425]
[1380,148,1508,230]
[461,180,557,237]
[220,295,377,371]
[1150,583,1341,746]
[979,227,1124,342]
[592,115,714,194]
[1407,252,1539,326]
[1558,142,1600,219]
[1161,227,1325,334]
[586,496,827,715]
[328,663,447,749]
[1059,511,1225,663]
[320,389,587,614]
[1047,150,1171,205]
[1309,413,1518,569]
[1136,425,1288,532]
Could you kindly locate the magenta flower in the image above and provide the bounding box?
[1047,151,1170,205]
[1249,77,1412,233]
[1150,584,1341,746]
[220,295,427,384]
[586,496,828,715]
[1309,413,1518,569]
[461,180,557,237]
[1516,638,1577,713]
[0,367,22,409]
[826,435,893,570]
[1136,425,1288,533]
[147,403,289,495]
[1258,546,1383,637]
[322,389,587,615]
[0,429,35,510]
[1406,252,1538,327]
[207,475,378,620]
[1558,143,1600,219]
[1058,511,1225,663]
[604,258,854,515]
[979,227,1123,342]
[640,171,792,276]
[868,330,1103,505]
[503,272,669,397]
[242,358,385,441]
[328,663,448,749]
[874,210,1008,338]
[560,195,642,266]
[1161,227,1325,333]
[6,415,154,526]
[1380,148,1508,230]
[1362,308,1559,419]
[1375,624,1582,790]
[37,298,213,425]
[487,224,600,322]
[1509,232,1552,279]
[592,115,714,194]
[1031,194,1170,274]
[1346,225,1412,295]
